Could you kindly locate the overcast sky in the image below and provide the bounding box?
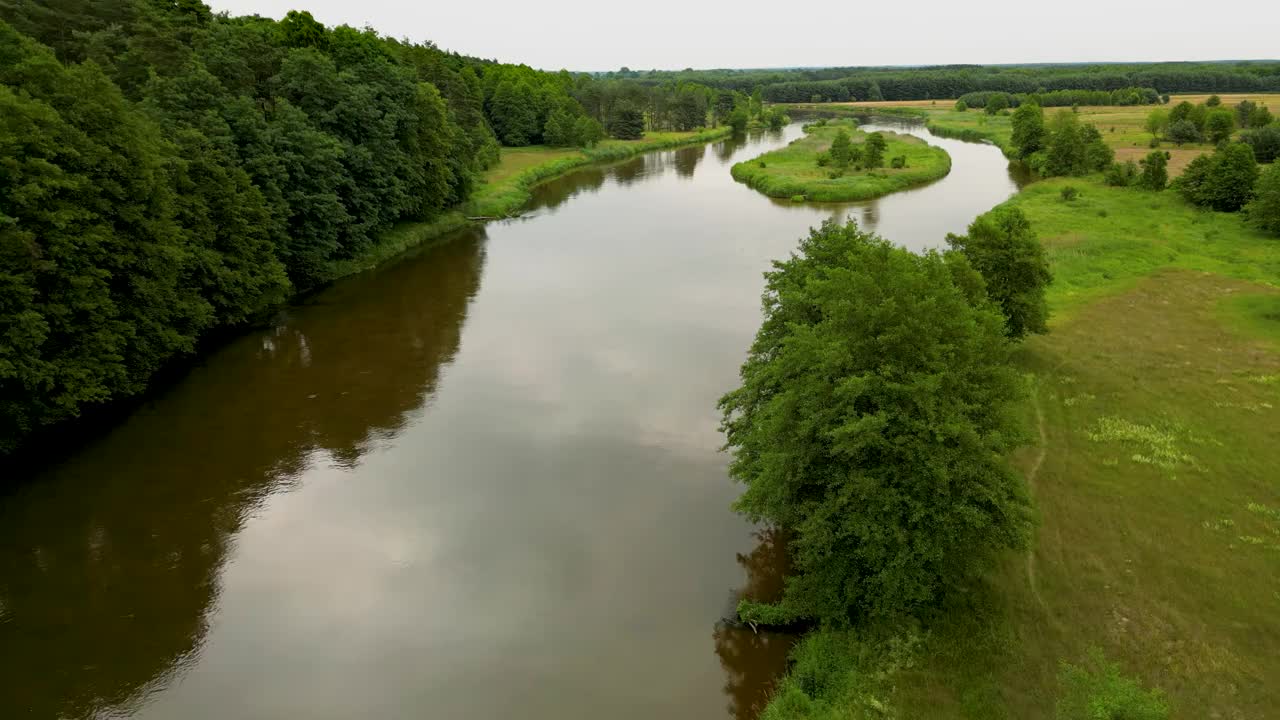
[207,0,1278,71]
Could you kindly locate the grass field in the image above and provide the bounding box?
[757,176,1280,719]
[730,120,951,202]
[464,127,733,217]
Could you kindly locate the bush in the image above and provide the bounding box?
[1148,137,1161,148]
[1138,150,1169,191]
[890,155,907,169]
[1060,185,1080,201]
[1166,119,1201,145]
[1056,650,1169,720]
[1245,163,1280,236]
[955,100,969,112]
[946,206,1052,338]
[1104,161,1138,187]
[1206,94,1222,107]
[1240,125,1280,163]
[1175,142,1258,211]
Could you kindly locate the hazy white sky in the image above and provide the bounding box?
[207,0,1278,71]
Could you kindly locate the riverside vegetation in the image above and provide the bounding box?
[0,1,784,454]
[730,119,950,201]
[735,93,1280,719]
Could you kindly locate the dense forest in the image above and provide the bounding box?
[0,0,761,455]
[609,62,1280,103]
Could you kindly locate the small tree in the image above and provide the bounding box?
[1176,143,1258,211]
[946,206,1052,338]
[1138,150,1169,190]
[1166,119,1201,145]
[1011,102,1046,158]
[727,106,749,133]
[862,132,887,168]
[955,100,968,112]
[985,93,1010,115]
[573,115,605,147]
[1245,163,1280,236]
[542,109,574,147]
[1206,109,1236,144]
[1250,105,1274,128]
[829,128,854,168]
[1236,100,1258,128]
[1144,108,1169,139]
[1206,94,1222,107]
[1240,125,1280,163]
[721,220,1032,625]
[1104,161,1138,187]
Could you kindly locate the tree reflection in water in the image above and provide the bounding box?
[713,527,796,720]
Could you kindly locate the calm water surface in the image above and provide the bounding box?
[0,119,1020,719]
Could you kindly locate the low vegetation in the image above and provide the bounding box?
[729,120,950,201]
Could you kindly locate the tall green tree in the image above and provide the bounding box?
[1244,163,1280,236]
[861,131,887,168]
[720,220,1033,624]
[1175,143,1259,212]
[946,207,1052,338]
[1206,109,1236,144]
[1138,150,1169,190]
[1011,102,1046,157]
[607,104,645,140]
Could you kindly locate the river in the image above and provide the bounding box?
[0,118,1022,720]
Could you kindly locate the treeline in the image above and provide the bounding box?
[611,62,1280,102]
[956,87,1162,109]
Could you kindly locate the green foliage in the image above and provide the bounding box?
[542,107,575,147]
[1239,125,1280,163]
[1144,108,1168,138]
[828,129,854,168]
[890,154,907,169]
[1056,650,1170,720]
[1138,150,1169,190]
[1061,185,1080,201]
[607,104,645,140]
[862,132,887,168]
[985,92,1010,114]
[1037,111,1112,177]
[764,106,790,130]
[947,207,1052,337]
[1166,119,1201,144]
[1103,160,1139,187]
[727,106,749,133]
[1206,94,1222,107]
[1175,143,1259,211]
[759,629,920,720]
[954,99,968,112]
[1206,108,1236,144]
[1245,163,1280,235]
[1250,105,1274,128]
[718,220,1032,623]
[1235,100,1257,127]
[1011,102,1046,157]
[572,115,605,147]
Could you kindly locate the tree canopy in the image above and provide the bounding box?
[720,220,1033,625]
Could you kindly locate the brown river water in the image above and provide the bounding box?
[0,119,1022,720]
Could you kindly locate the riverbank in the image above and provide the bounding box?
[754,173,1280,718]
[730,120,950,202]
[322,127,737,281]
[463,127,735,218]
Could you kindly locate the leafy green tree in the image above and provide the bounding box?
[670,89,707,131]
[1056,650,1169,720]
[828,128,854,168]
[572,115,605,147]
[1206,109,1236,144]
[277,9,328,50]
[954,99,968,112]
[607,104,645,140]
[727,106,749,133]
[1144,108,1168,138]
[1175,143,1259,211]
[985,92,1009,114]
[1166,119,1201,144]
[488,79,540,145]
[1080,123,1114,171]
[1206,94,1222,107]
[1250,105,1274,128]
[1104,160,1138,187]
[542,107,574,146]
[862,131,887,168]
[1244,163,1280,236]
[1011,102,1046,157]
[946,207,1052,338]
[1240,125,1280,163]
[764,107,788,130]
[720,220,1032,624]
[1236,100,1258,127]
[1138,150,1169,190]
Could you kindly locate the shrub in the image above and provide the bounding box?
[1175,142,1258,211]
[1166,119,1201,144]
[1104,161,1138,187]
[816,151,830,167]
[890,155,907,169]
[1056,650,1169,720]
[1240,125,1280,163]
[955,100,969,112]
[1138,150,1169,191]
[946,206,1052,338]
[1245,163,1280,236]
[1060,185,1080,201]
[1206,94,1222,107]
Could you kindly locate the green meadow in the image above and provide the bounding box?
[729,120,951,202]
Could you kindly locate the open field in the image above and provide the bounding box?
[730,120,951,201]
[464,127,734,217]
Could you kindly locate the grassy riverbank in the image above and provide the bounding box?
[730,120,950,202]
[464,127,734,218]
[756,175,1280,718]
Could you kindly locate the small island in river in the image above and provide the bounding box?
[731,118,951,202]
